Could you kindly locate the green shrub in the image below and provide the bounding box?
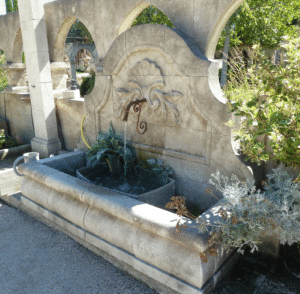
[167,168,300,261]
[225,37,300,169]
[80,71,95,96]
[0,129,17,149]
[0,51,8,91]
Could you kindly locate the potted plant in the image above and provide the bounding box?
[167,167,300,263]
[76,123,175,208]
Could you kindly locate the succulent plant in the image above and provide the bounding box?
[86,123,136,176]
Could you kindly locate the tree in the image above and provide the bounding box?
[132,5,174,28]
[67,20,94,44]
[219,0,300,86]
[12,0,18,11]
[5,0,18,13]
[226,37,300,168]
[5,0,13,13]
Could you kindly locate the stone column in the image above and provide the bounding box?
[18,0,61,157]
[70,59,77,82]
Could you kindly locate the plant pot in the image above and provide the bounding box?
[76,165,175,209]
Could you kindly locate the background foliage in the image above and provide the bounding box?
[226,37,300,167]
[217,0,300,50]
[132,5,174,28]
[5,0,17,13]
[67,20,94,44]
[0,50,8,91]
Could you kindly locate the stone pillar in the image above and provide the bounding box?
[70,59,77,82]
[18,0,61,158]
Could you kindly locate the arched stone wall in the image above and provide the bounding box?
[65,43,98,81]
[66,44,98,63]
[118,2,151,36]
[0,0,246,63]
[205,0,245,58]
[45,0,104,62]
[51,15,77,62]
[44,0,244,62]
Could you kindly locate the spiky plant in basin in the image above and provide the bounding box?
[86,123,136,176]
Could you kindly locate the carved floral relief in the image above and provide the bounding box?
[115,59,183,124]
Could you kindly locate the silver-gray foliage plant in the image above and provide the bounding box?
[196,168,300,254]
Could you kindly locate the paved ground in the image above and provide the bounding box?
[0,201,158,294]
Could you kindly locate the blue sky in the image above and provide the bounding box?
[0,1,5,15]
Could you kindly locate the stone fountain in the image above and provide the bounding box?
[15,24,251,294]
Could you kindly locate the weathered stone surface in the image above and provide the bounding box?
[1,63,27,87]
[55,98,84,151]
[83,25,252,208]
[48,189,89,228]
[17,153,239,293]
[4,93,34,145]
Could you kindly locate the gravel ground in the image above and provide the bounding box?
[0,201,158,294]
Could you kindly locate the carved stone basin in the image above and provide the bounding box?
[76,164,175,209]
[16,151,239,294]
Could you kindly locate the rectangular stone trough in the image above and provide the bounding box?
[17,151,238,294]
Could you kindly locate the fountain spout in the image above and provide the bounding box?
[122,98,147,122]
[122,98,148,135]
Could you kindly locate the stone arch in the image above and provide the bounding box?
[118,2,175,36]
[52,16,96,62]
[65,43,98,81]
[66,44,98,63]
[205,0,244,58]
[12,27,23,63]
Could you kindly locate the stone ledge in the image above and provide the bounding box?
[0,192,239,294]
[0,144,31,160]
[16,151,238,291]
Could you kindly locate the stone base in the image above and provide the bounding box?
[31,137,62,158]
[63,89,80,100]
[0,191,240,294]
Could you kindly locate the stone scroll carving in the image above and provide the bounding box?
[116,59,183,124]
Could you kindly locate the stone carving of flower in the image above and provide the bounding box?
[116,59,183,124]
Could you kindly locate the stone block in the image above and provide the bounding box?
[28,82,57,139]
[4,93,34,145]
[31,137,62,158]
[20,176,52,208]
[99,32,128,76]
[51,62,70,90]
[1,63,27,87]
[165,126,207,157]
[62,89,80,100]
[181,177,221,211]
[47,189,89,229]
[55,98,84,151]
